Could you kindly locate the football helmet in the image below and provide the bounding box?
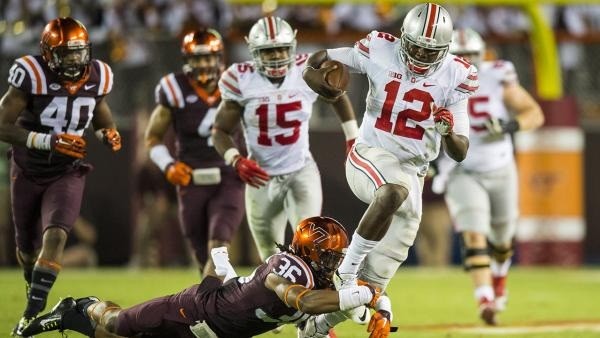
[399,3,453,76]
[449,28,485,66]
[181,28,225,84]
[291,216,348,288]
[246,16,297,78]
[40,17,91,81]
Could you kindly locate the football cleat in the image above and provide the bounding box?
[12,316,34,337]
[21,297,96,337]
[478,298,497,326]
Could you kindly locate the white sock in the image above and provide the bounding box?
[491,259,512,277]
[337,233,378,276]
[474,285,495,301]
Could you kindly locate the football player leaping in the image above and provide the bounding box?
[212,16,357,261]
[433,28,544,325]
[0,17,121,337]
[303,3,478,335]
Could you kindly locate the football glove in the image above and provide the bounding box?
[53,134,87,159]
[99,128,122,151]
[165,161,192,186]
[433,107,454,136]
[484,117,520,136]
[233,156,270,188]
[367,310,398,338]
[297,316,330,338]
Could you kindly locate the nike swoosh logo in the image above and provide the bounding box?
[84,84,96,90]
[358,308,368,322]
[423,83,436,87]
[179,307,187,318]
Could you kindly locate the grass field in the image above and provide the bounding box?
[1,267,599,338]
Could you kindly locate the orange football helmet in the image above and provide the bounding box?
[40,17,91,81]
[291,216,348,288]
[181,28,224,84]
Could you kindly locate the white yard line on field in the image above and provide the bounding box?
[454,323,600,335]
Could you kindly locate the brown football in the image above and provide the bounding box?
[322,60,350,90]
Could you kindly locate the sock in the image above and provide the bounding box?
[337,233,378,276]
[474,285,494,303]
[24,259,61,317]
[491,258,512,277]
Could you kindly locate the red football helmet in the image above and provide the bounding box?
[291,216,348,288]
[40,17,91,81]
[181,28,224,84]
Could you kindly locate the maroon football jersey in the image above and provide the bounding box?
[155,73,227,169]
[7,55,113,176]
[203,252,315,337]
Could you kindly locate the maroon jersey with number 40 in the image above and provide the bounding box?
[7,55,113,177]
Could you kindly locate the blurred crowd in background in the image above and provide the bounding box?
[0,0,599,268]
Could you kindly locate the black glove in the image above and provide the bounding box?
[484,117,520,136]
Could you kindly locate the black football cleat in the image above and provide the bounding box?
[11,316,34,337]
[22,297,96,337]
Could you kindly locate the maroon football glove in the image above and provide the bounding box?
[233,156,270,188]
[52,134,87,159]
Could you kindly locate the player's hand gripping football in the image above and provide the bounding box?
[166,161,192,186]
[303,61,345,101]
[99,128,122,151]
[52,134,87,159]
[367,310,397,338]
[233,156,270,188]
[432,104,454,136]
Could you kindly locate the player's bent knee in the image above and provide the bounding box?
[374,184,408,212]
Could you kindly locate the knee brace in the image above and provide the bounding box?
[489,242,514,263]
[460,233,490,271]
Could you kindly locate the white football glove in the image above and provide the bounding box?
[297,316,330,338]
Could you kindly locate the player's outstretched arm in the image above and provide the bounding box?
[265,273,380,315]
[503,83,545,131]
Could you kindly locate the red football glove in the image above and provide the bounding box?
[233,156,270,188]
[346,138,356,156]
[433,107,454,136]
[367,310,394,338]
[166,161,192,186]
[99,128,122,152]
[52,134,87,159]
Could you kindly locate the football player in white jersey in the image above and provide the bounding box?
[212,16,357,261]
[433,28,544,325]
[302,3,478,335]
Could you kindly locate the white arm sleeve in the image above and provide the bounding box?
[327,47,366,74]
[447,99,469,139]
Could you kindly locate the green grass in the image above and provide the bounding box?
[1,267,599,337]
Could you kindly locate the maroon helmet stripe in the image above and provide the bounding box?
[424,3,439,39]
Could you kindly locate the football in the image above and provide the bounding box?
[322,60,349,91]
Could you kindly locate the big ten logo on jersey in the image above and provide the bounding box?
[41,97,95,135]
[274,256,303,283]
